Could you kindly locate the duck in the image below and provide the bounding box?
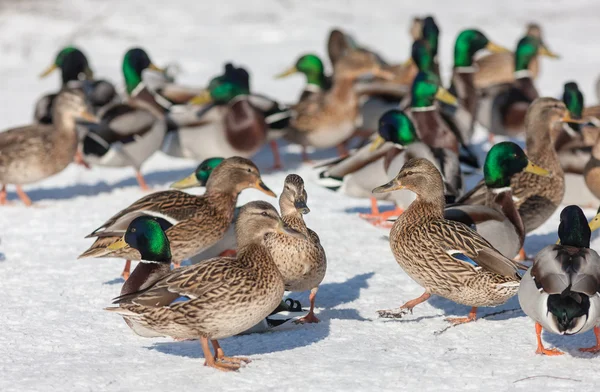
[78,156,275,280]
[459,98,569,234]
[372,158,523,324]
[444,142,550,259]
[584,137,600,202]
[275,54,332,102]
[264,174,326,323]
[473,23,559,90]
[36,46,117,124]
[0,89,94,206]
[105,201,304,371]
[446,29,509,142]
[77,48,168,190]
[285,50,394,162]
[317,109,462,226]
[554,82,598,174]
[477,35,547,142]
[162,63,269,164]
[518,205,600,355]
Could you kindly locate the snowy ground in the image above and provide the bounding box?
[1,1,600,391]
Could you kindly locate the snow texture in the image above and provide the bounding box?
[0,0,599,391]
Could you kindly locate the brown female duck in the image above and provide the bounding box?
[0,89,94,206]
[78,157,275,279]
[106,201,304,371]
[264,174,326,323]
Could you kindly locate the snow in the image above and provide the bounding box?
[1,0,600,391]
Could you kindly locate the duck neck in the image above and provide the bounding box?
[119,262,171,297]
[398,191,445,228]
[330,75,358,105]
[203,189,238,220]
[51,109,78,137]
[526,118,559,165]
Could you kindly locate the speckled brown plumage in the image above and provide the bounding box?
[79,157,274,265]
[377,158,521,309]
[0,89,85,185]
[458,98,566,233]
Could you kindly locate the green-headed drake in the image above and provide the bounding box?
[519,205,600,355]
[276,54,332,102]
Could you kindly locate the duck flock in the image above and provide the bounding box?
[3,13,600,374]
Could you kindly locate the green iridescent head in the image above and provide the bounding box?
[558,205,590,248]
[378,109,418,146]
[483,141,549,188]
[122,48,162,94]
[121,216,172,263]
[422,16,439,57]
[411,40,433,72]
[454,30,491,67]
[411,71,457,108]
[170,157,224,189]
[276,54,326,87]
[514,36,541,73]
[562,82,584,119]
[209,80,249,104]
[40,46,92,83]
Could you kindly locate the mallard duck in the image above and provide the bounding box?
[78,156,275,279]
[162,63,269,164]
[477,35,547,142]
[106,200,304,371]
[0,89,94,206]
[36,46,117,124]
[285,50,394,161]
[264,174,326,323]
[518,205,600,355]
[584,138,600,201]
[445,142,550,259]
[317,109,462,226]
[275,54,332,102]
[372,158,523,324]
[77,48,168,190]
[447,29,509,140]
[459,98,573,233]
[554,82,599,174]
[474,23,559,90]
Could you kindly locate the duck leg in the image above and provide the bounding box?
[121,260,131,280]
[336,143,349,158]
[218,249,237,257]
[211,340,250,367]
[579,326,600,353]
[359,199,403,228]
[295,287,320,324]
[201,337,237,371]
[487,132,495,145]
[535,322,563,356]
[377,291,431,318]
[74,150,91,169]
[0,185,6,205]
[135,171,149,191]
[301,146,312,163]
[269,140,283,170]
[15,186,32,207]
[446,307,478,325]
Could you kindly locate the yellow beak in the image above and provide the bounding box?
[170,173,201,189]
[369,136,386,152]
[402,57,414,67]
[107,237,127,251]
[435,87,458,106]
[486,41,510,54]
[189,89,212,105]
[40,63,58,78]
[148,63,165,73]
[524,161,551,177]
[539,45,560,59]
[275,66,298,79]
[562,112,586,124]
[372,179,404,194]
[254,180,277,197]
[589,212,600,233]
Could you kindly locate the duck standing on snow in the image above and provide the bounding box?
[77,48,167,190]
[0,89,95,206]
[106,201,304,371]
[519,205,600,355]
[78,157,275,280]
[36,46,117,124]
[372,158,523,324]
[264,174,326,323]
[445,142,550,259]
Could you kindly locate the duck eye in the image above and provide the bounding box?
[261,211,268,216]
[247,168,252,173]
[131,228,137,233]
